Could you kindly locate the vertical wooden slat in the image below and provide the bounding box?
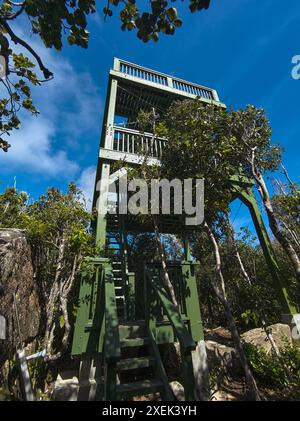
[117,131,120,151]
[154,139,158,157]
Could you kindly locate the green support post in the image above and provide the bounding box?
[231,180,297,316]
[144,267,158,339]
[95,77,118,250]
[95,163,110,250]
[181,261,204,342]
[181,345,197,401]
[103,261,121,401]
[127,272,136,320]
[71,258,106,356]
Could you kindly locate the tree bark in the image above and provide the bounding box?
[203,221,261,401]
[226,219,294,383]
[249,150,300,285]
[44,234,67,359]
[153,215,178,308]
[254,171,300,285]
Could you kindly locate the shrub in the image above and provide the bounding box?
[244,343,300,397]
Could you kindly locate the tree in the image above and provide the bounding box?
[0,183,95,360]
[0,186,28,226]
[203,220,261,400]
[133,99,300,397]
[155,100,300,289]
[0,0,211,152]
[271,169,300,257]
[229,106,300,287]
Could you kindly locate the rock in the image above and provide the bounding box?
[0,229,41,380]
[159,342,182,380]
[206,340,239,371]
[169,381,185,401]
[52,372,79,401]
[241,323,292,354]
[211,389,238,401]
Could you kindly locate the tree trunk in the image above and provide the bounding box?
[44,234,66,358]
[252,162,300,285]
[153,215,178,308]
[203,221,261,401]
[226,219,294,383]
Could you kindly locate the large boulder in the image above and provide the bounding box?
[205,327,239,373]
[0,229,41,369]
[241,323,293,354]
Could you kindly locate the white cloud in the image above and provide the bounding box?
[0,116,79,176]
[77,165,96,209]
[0,21,101,178]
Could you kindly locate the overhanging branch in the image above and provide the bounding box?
[0,18,53,79]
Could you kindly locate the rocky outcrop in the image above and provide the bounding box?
[205,327,239,374]
[0,229,41,373]
[241,323,292,353]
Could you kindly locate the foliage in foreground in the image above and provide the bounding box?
[244,343,300,398]
[0,183,95,360]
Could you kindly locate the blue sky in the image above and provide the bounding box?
[0,0,299,232]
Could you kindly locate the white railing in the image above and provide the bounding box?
[112,126,166,159]
[119,61,168,87]
[172,79,214,99]
[116,59,216,101]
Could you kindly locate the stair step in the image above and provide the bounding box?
[117,357,155,371]
[119,322,146,340]
[116,379,163,399]
[120,338,149,348]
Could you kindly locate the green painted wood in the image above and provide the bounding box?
[231,181,297,315]
[119,322,145,340]
[104,263,121,362]
[155,324,175,344]
[181,261,204,342]
[148,329,175,401]
[116,379,164,400]
[180,344,197,401]
[146,271,196,352]
[104,362,117,401]
[120,337,149,348]
[144,269,159,339]
[95,163,110,250]
[71,258,107,355]
[120,320,190,345]
[126,272,136,320]
[117,356,155,371]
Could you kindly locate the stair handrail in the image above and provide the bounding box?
[145,267,196,353]
[103,264,121,362]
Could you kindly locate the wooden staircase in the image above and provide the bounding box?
[114,320,173,400]
[106,212,127,321]
[72,235,203,400]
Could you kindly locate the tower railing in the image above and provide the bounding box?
[119,61,168,86]
[116,58,217,101]
[112,126,166,159]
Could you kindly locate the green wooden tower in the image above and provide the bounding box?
[71,58,297,401]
